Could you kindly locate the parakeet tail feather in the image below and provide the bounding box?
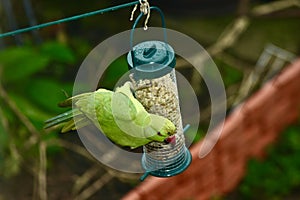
[44,108,81,129]
[58,92,92,107]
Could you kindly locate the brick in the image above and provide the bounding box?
[121,191,142,200]
[271,82,300,104]
[194,189,214,200]
[195,136,220,160]
[177,145,215,179]
[263,101,298,131]
[272,59,300,89]
[216,142,247,193]
[219,152,246,174]
[195,121,227,157]
[218,151,235,167]
[166,172,216,200]
[212,108,245,150]
[193,149,216,168]
[195,179,218,198]
[216,135,246,164]
[176,167,196,183]
[249,129,278,158]
[137,177,174,199]
[185,163,216,184]
[220,108,245,138]
[236,129,252,147]
[184,159,217,182]
[165,179,198,200]
[220,166,246,193]
[241,83,277,117]
[216,128,245,152]
[241,125,261,158]
[272,62,300,104]
[280,106,299,127]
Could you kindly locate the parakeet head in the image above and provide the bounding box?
[160,119,176,145]
[158,119,176,137]
[148,115,176,143]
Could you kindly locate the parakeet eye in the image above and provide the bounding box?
[157,132,162,136]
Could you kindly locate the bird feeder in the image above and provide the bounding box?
[127,7,191,180]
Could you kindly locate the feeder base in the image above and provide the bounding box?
[140,146,192,181]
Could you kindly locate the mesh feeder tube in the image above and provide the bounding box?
[127,40,192,180]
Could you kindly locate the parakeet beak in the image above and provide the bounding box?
[164,135,176,146]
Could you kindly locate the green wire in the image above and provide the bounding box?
[0,1,140,38]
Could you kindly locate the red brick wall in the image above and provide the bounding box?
[122,59,300,200]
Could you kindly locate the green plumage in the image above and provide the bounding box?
[45,82,176,149]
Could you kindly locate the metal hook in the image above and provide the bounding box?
[130,4,138,21]
[129,0,151,30]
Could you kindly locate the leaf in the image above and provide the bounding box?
[3,150,21,177]
[8,93,52,126]
[214,59,243,87]
[71,38,91,59]
[0,47,50,82]
[0,119,9,154]
[40,41,76,64]
[26,78,73,113]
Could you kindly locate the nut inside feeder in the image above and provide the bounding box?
[127,40,191,180]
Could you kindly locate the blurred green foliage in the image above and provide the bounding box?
[0,47,49,82]
[0,38,137,178]
[0,41,80,177]
[99,55,129,89]
[214,59,243,88]
[237,124,300,199]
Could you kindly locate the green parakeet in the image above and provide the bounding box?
[45,82,176,149]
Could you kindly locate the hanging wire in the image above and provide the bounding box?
[0,0,142,39]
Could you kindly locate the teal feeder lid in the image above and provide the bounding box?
[127,40,176,79]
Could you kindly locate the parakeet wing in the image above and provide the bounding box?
[45,82,175,149]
